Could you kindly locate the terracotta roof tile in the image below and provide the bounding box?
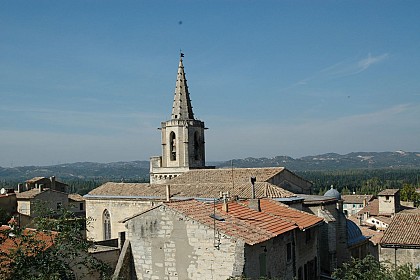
[357,199,379,216]
[170,167,286,184]
[16,188,67,199]
[380,210,420,247]
[87,181,295,199]
[68,193,85,202]
[156,199,299,245]
[378,189,399,196]
[341,195,373,204]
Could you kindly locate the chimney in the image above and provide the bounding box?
[17,183,23,193]
[166,185,171,202]
[222,192,229,212]
[249,199,261,212]
[363,197,368,207]
[50,176,56,190]
[250,177,256,199]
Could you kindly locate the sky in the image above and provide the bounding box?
[1,1,420,167]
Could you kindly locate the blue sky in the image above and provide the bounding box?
[1,1,420,167]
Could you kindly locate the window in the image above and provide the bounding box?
[57,202,62,210]
[103,209,111,240]
[169,132,176,161]
[286,243,292,261]
[79,202,84,211]
[193,131,200,160]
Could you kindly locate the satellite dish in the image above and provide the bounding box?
[0,188,6,195]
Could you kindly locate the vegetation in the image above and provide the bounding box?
[0,204,112,280]
[333,255,420,280]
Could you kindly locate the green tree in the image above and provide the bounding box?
[400,183,420,207]
[0,205,111,280]
[333,255,420,280]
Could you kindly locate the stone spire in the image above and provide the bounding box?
[171,53,195,120]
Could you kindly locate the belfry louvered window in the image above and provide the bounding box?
[170,132,176,161]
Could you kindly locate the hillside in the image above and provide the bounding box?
[1,151,419,182]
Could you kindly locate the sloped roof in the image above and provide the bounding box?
[341,195,374,204]
[347,216,383,245]
[243,198,324,230]
[357,198,379,216]
[87,180,295,199]
[378,189,399,196]
[16,188,68,199]
[68,194,85,202]
[169,167,287,184]
[380,210,420,247]
[125,199,300,245]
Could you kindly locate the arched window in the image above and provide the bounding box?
[103,209,111,240]
[194,131,200,160]
[170,132,176,161]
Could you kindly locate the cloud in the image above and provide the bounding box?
[282,53,390,91]
[357,53,389,72]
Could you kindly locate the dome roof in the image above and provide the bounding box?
[347,219,368,247]
[324,185,341,200]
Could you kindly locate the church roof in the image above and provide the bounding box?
[86,180,295,200]
[169,167,287,184]
[171,53,194,120]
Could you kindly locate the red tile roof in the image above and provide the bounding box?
[378,189,399,196]
[126,198,321,245]
[357,198,379,216]
[341,195,373,204]
[380,210,420,247]
[255,199,324,230]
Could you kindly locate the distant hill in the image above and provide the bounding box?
[0,161,150,182]
[1,151,419,182]
[216,151,420,171]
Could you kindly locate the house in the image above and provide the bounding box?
[0,189,17,221]
[357,188,414,230]
[15,186,86,227]
[19,176,68,193]
[113,198,323,280]
[341,194,373,216]
[379,209,420,268]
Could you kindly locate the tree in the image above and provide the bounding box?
[0,204,112,280]
[400,183,420,207]
[333,255,420,280]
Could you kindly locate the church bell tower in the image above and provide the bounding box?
[150,53,207,184]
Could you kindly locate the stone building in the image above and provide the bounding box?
[113,198,323,280]
[85,54,313,242]
[341,194,373,216]
[298,187,369,276]
[379,209,420,268]
[19,176,68,193]
[85,167,310,241]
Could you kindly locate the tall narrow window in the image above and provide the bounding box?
[194,131,200,160]
[103,209,111,240]
[170,132,176,161]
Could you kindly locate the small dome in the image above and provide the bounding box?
[347,219,368,246]
[324,185,341,200]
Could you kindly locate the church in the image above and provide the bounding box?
[84,54,313,242]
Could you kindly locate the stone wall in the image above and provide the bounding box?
[85,198,156,241]
[126,205,246,280]
[244,232,295,279]
[380,246,420,268]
